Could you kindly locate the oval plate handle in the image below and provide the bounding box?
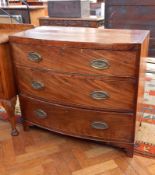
[28,52,42,63]
[31,81,44,90]
[90,59,110,70]
[91,121,109,130]
[34,109,47,119]
[90,90,110,100]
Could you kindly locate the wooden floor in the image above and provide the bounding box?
[0,120,155,175]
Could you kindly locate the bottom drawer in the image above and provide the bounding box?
[19,95,135,143]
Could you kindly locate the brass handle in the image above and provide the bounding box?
[34,109,47,119]
[31,81,44,90]
[90,90,110,100]
[91,121,109,130]
[90,59,110,70]
[28,52,42,63]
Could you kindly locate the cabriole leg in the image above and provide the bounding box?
[1,97,19,136]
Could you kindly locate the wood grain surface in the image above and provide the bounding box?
[0,43,16,99]
[1,120,155,175]
[0,24,34,44]
[0,23,34,135]
[39,16,104,28]
[9,26,149,156]
[9,26,149,50]
[15,66,137,112]
[11,43,138,77]
[20,95,134,143]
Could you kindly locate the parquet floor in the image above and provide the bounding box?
[0,120,155,175]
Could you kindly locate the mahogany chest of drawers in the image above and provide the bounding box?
[105,0,155,57]
[9,26,149,157]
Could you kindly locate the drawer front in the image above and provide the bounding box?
[12,43,138,77]
[16,67,136,112]
[20,95,134,142]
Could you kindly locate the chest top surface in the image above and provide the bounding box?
[9,26,149,50]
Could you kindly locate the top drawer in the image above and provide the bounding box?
[11,43,138,78]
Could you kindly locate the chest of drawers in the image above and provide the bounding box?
[9,26,149,157]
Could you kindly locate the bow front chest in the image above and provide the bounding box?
[9,26,149,157]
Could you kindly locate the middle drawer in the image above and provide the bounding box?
[15,66,136,112]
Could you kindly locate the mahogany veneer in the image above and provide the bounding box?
[9,26,149,156]
[12,43,137,77]
[0,24,34,136]
[20,95,134,143]
[15,67,136,112]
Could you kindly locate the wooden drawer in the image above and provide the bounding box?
[11,43,138,77]
[16,67,136,112]
[20,95,134,143]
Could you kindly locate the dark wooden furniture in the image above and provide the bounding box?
[0,23,34,136]
[0,5,47,25]
[39,16,104,28]
[48,0,90,18]
[105,0,155,57]
[9,26,149,157]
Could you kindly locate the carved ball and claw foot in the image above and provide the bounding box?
[1,97,19,136]
[11,128,19,136]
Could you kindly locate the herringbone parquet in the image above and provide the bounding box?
[0,120,155,175]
